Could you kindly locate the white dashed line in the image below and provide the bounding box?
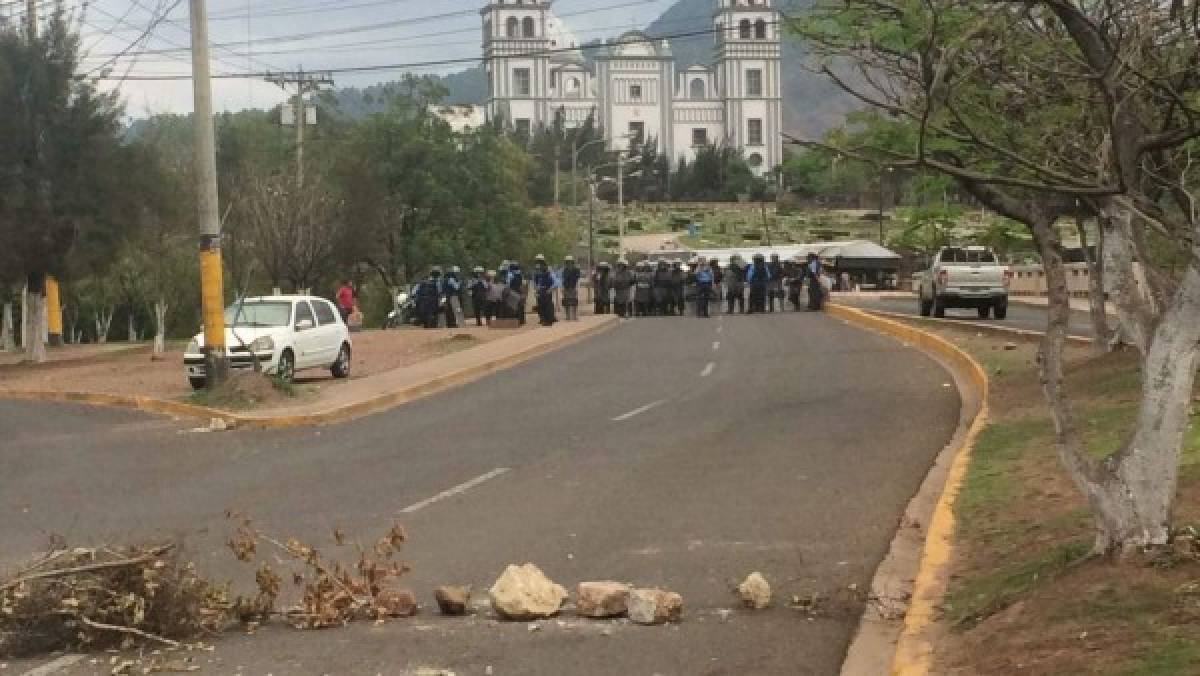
[701,362,716,377]
[399,468,511,514]
[716,325,723,334]
[613,399,667,421]
[712,341,721,351]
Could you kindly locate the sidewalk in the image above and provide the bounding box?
[0,315,618,428]
[1008,294,1116,315]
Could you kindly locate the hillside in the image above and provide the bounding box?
[331,0,855,136]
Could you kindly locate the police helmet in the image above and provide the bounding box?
[564,255,575,262]
[617,259,628,266]
[451,265,461,273]
[473,265,484,273]
[753,253,766,260]
[598,261,611,268]
[535,253,547,262]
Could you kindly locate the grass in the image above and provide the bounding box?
[901,322,1200,674]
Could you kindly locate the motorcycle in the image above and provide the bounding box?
[384,285,421,329]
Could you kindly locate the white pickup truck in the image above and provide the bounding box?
[918,246,1011,319]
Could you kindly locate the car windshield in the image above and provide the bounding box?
[942,248,997,264]
[225,301,292,328]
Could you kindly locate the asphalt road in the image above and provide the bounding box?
[838,294,1095,338]
[0,312,960,676]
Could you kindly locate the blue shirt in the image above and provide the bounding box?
[696,268,714,284]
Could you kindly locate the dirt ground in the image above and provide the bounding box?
[914,325,1200,675]
[0,324,533,405]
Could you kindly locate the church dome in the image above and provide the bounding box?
[546,13,585,64]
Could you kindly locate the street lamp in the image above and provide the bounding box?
[879,165,895,245]
[572,137,607,207]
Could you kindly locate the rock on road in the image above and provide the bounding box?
[0,311,960,675]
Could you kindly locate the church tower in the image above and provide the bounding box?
[481,0,554,134]
[714,0,782,175]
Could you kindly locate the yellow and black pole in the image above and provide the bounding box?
[189,0,228,387]
[45,276,62,347]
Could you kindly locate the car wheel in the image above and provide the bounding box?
[994,303,1008,320]
[933,297,946,318]
[277,349,295,383]
[978,305,991,319]
[331,343,351,379]
[189,377,206,391]
[919,295,933,317]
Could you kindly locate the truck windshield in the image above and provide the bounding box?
[225,301,292,328]
[942,248,997,264]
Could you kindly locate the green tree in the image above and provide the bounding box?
[0,9,124,361]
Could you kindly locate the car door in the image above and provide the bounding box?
[310,299,343,366]
[292,300,322,369]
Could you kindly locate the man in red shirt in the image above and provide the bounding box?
[336,279,355,324]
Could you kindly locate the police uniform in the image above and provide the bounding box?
[593,262,612,315]
[560,256,581,321]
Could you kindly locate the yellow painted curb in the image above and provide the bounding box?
[828,305,989,676]
[0,317,619,429]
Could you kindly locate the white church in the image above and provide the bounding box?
[478,0,783,176]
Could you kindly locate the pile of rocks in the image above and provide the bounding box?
[484,564,683,626]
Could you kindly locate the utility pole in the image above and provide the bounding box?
[587,181,596,271]
[266,69,334,186]
[553,140,560,206]
[25,0,35,37]
[189,0,228,388]
[617,152,625,257]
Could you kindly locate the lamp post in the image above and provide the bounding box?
[879,165,895,245]
[572,137,607,207]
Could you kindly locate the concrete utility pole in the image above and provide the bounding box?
[572,137,606,207]
[266,69,334,187]
[617,152,625,257]
[189,0,229,388]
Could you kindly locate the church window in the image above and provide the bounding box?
[629,84,643,101]
[690,78,705,99]
[505,17,518,38]
[748,118,763,145]
[746,69,763,97]
[692,128,708,147]
[513,68,531,96]
[522,17,535,38]
[514,119,531,136]
[739,19,752,39]
[748,153,764,168]
[566,77,581,97]
[755,19,767,39]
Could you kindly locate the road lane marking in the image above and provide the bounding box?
[700,362,716,377]
[399,468,511,514]
[716,325,723,334]
[22,655,84,676]
[712,341,720,351]
[612,399,667,421]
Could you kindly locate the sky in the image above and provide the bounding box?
[4,0,677,117]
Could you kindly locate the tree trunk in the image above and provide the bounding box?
[128,313,136,343]
[24,275,47,364]
[153,299,168,355]
[1,301,13,351]
[1100,206,1150,353]
[19,283,27,349]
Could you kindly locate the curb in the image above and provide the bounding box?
[828,305,989,676]
[0,318,619,429]
[861,308,1093,345]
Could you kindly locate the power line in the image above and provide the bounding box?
[82,0,658,59]
[94,22,782,81]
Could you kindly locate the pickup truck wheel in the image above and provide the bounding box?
[994,302,1008,320]
[919,296,933,317]
[189,377,206,391]
[978,305,991,319]
[933,297,946,318]
[331,343,351,379]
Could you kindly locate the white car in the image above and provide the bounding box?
[184,295,352,390]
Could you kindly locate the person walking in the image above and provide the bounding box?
[635,261,655,317]
[612,260,634,318]
[744,253,769,313]
[710,258,724,315]
[532,254,557,326]
[652,260,672,316]
[695,257,714,318]
[767,253,785,313]
[441,266,461,328]
[335,279,356,324]
[726,256,746,314]
[561,255,582,321]
[468,266,489,327]
[507,261,526,325]
[805,253,826,311]
[592,261,612,315]
[416,267,444,329]
[670,259,686,317]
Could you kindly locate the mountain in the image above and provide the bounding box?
[331,0,855,136]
